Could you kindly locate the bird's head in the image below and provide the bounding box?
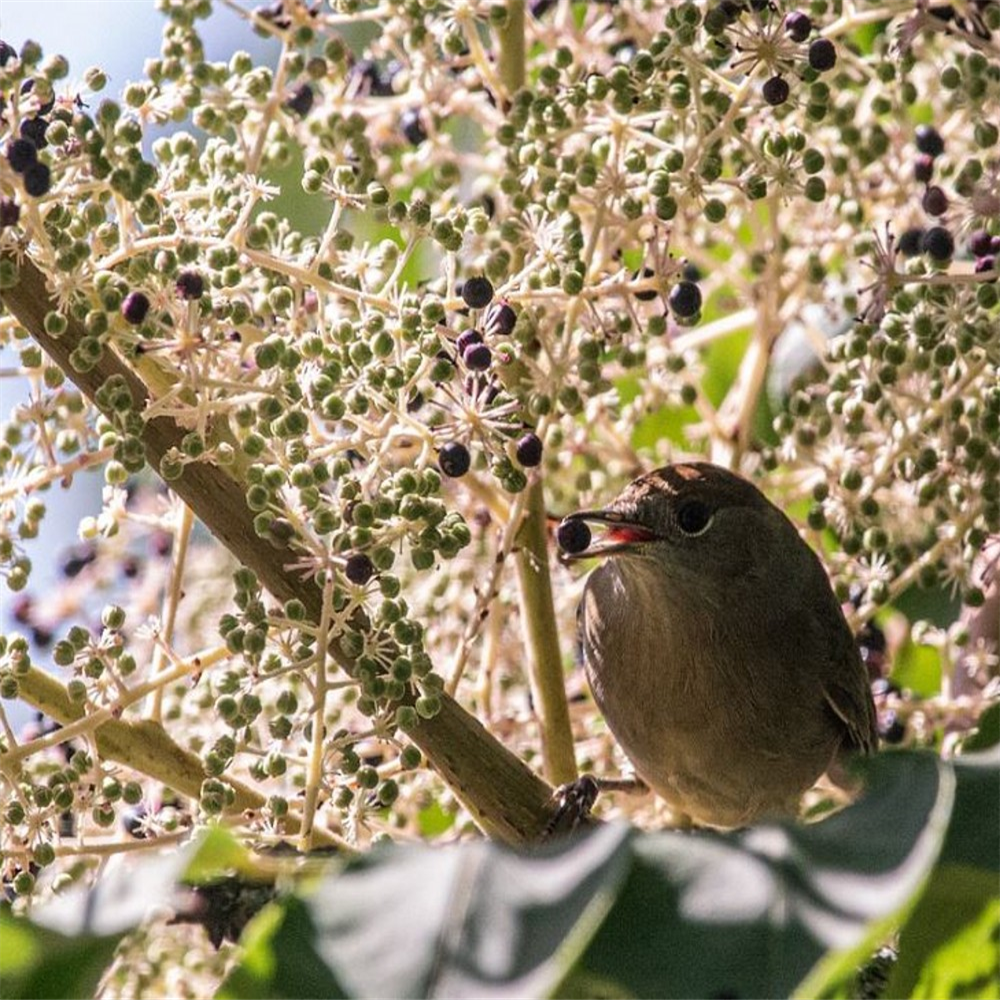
[559,462,793,586]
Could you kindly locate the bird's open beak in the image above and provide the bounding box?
[559,508,659,561]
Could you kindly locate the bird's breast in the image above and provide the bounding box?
[581,559,717,751]
[579,557,840,825]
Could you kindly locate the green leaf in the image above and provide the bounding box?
[0,909,122,1000]
[960,701,1000,753]
[571,751,952,1000]
[183,825,258,883]
[31,840,193,938]
[621,247,644,272]
[0,829,241,1000]
[905,897,999,999]
[218,822,635,999]
[631,403,699,451]
[217,896,350,1000]
[890,638,943,697]
[886,748,1000,999]
[850,20,889,56]
[6,754,988,1000]
[702,328,750,406]
[218,753,961,999]
[417,797,456,837]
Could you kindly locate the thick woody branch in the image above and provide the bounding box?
[1,252,558,846]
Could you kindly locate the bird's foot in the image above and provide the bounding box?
[543,775,599,839]
[543,775,648,839]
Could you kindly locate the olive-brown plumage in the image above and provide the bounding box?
[564,462,878,827]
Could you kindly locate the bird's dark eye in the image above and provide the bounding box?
[676,499,713,535]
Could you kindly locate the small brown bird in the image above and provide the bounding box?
[560,462,878,827]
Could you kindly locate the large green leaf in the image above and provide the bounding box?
[886,748,1000,999]
[218,822,635,999]
[0,909,122,1000]
[5,753,994,1000]
[0,826,257,1000]
[567,752,953,999]
[219,752,967,999]
[0,841,192,1000]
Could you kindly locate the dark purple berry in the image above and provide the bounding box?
[284,83,314,117]
[11,594,33,624]
[915,124,945,158]
[913,153,934,184]
[478,192,496,218]
[463,342,492,371]
[461,276,494,310]
[121,290,151,325]
[529,0,556,17]
[350,59,394,97]
[921,225,954,261]
[879,711,906,744]
[974,255,996,276]
[61,542,97,578]
[0,40,16,67]
[992,237,1000,255]
[6,138,37,173]
[762,75,790,106]
[31,625,53,649]
[0,197,19,228]
[556,518,591,555]
[784,10,812,41]
[484,301,517,336]
[268,517,295,543]
[721,1,743,16]
[400,108,427,146]
[438,441,471,478]
[175,270,204,300]
[633,267,657,301]
[456,329,483,355]
[682,262,702,282]
[807,38,836,71]
[921,185,948,217]
[969,230,993,257]
[344,552,375,585]
[19,117,47,150]
[257,1,292,28]
[122,805,149,839]
[668,280,702,318]
[22,161,51,197]
[515,432,543,467]
[897,227,925,257]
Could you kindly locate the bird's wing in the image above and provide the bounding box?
[822,668,879,755]
[805,586,879,755]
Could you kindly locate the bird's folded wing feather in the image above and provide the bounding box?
[823,671,879,754]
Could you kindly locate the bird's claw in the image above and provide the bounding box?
[543,775,600,839]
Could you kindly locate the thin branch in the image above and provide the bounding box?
[299,571,334,851]
[514,477,577,785]
[148,502,195,722]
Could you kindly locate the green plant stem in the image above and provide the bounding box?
[299,572,334,852]
[498,0,526,95]
[1,252,559,847]
[148,502,194,722]
[499,0,598,780]
[514,478,577,786]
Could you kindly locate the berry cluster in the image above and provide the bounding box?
[0,0,997,891]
